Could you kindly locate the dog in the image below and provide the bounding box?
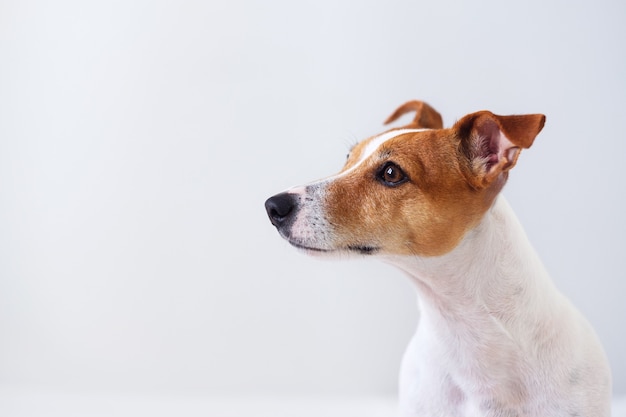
[264,100,611,416]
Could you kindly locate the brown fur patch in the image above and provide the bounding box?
[326,129,496,257]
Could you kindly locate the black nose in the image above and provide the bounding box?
[265,192,297,228]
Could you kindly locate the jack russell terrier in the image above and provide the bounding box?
[264,100,611,416]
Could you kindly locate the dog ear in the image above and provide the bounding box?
[384,100,444,129]
[455,111,546,188]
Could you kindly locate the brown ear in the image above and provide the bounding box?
[384,100,443,129]
[455,111,546,188]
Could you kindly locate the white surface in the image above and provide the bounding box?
[0,388,625,417]
[0,388,395,417]
[1,0,625,401]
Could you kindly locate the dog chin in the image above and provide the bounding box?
[288,240,330,253]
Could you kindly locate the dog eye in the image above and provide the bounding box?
[378,162,408,186]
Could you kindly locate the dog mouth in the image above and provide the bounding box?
[287,240,379,255]
[347,245,380,255]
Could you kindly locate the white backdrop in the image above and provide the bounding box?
[1,0,624,402]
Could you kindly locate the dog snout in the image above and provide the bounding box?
[265,192,297,229]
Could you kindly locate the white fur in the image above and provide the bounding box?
[387,196,611,416]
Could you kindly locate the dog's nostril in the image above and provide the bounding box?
[270,207,287,219]
[265,193,296,226]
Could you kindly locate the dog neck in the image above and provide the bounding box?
[387,195,569,405]
[384,195,559,329]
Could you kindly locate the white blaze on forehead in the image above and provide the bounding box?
[286,128,428,194]
[337,128,427,179]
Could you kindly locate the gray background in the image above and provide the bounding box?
[1,0,624,401]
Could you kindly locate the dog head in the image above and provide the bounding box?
[265,100,545,257]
